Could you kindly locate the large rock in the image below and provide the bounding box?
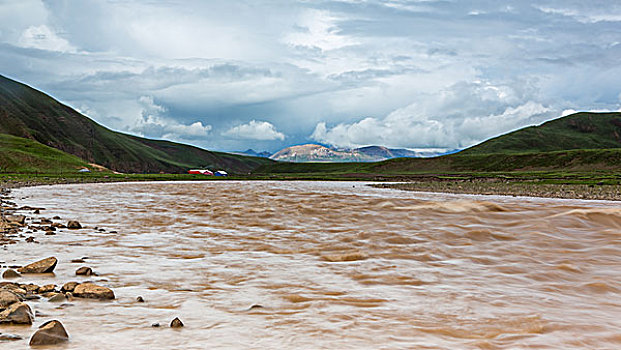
[17,257,57,274]
[73,283,115,300]
[0,290,20,309]
[0,302,34,324]
[67,221,82,229]
[2,269,20,279]
[29,320,69,346]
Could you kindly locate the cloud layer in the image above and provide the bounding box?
[1,0,620,152]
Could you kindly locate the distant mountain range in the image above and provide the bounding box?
[0,74,273,173]
[267,144,455,162]
[236,149,272,158]
[253,111,621,174]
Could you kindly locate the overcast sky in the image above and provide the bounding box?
[1,0,620,152]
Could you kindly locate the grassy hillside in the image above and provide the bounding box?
[254,112,621,175]
[461,112,621,154]
[0,133,96,173]
[0,74,273,173]
[253,148,621,176]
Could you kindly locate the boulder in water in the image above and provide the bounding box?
[29,320,69,346]
[170,317,184,328]
[48,293,66,303]
[17,257,57,274]
[0,302,34,324]
[38,284,56,294]
[67,221,82,229]
[75,266,93,276]
[2,269,20,279]
[73,283,115,300]
[0,333,22,341]
[0,290,19,310]
[60,282,78,293]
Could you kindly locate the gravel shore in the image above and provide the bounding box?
[373,181,621,201]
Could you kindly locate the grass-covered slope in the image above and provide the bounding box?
[254,112,621,175]
[0,74,272,173]
[0,133,95,173]
[461,112,621,155]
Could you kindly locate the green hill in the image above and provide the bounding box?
[0,133,95,173]
[0,74,272,173]
[461,112,621,155]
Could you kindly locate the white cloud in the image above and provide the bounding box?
[283,9,357,52]
[17,25,77,52]
[223,120,285,141]
[132,96,211,141]
[311,81,555,149]
[536,6,621,23]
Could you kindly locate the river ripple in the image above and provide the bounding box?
[3,181,621,349]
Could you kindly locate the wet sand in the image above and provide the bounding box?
[1,181,621,349]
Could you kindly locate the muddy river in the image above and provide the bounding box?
[2,181,621,349]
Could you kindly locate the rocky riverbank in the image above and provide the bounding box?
[0,187,183,346]
[373,180,621,201]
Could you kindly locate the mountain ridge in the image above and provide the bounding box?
[0,74,273,173]
[269,143,450,162]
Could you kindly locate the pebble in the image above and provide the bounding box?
[170,317,184,328]
[67,220,82,229]
[0,333,22,341]
[75,266,93,276]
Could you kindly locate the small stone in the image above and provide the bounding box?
[61,282,78,293]
[0,290,20,309]
[48,293,66,303]
[136,296,145,302]
[72,283,115,299]
[33,209,40,214]
[17,257,57,274]
[25,236,36,243]
[151,323,161,328]
[5,215,25,226]
[38,284,56,294]
[67,221,82,229]
[0,333,22,341]
[44,230,56,236]
[2,269,20,279]
[52,216,61,220]
[248,304,264,310]
[0,302,34,324]
[75,266,93,276]
[29,320,69,346]
[70,258,85,263]
[21,284,39,293]
[170,317,184,328]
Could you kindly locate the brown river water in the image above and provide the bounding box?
[2,181,621,349]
